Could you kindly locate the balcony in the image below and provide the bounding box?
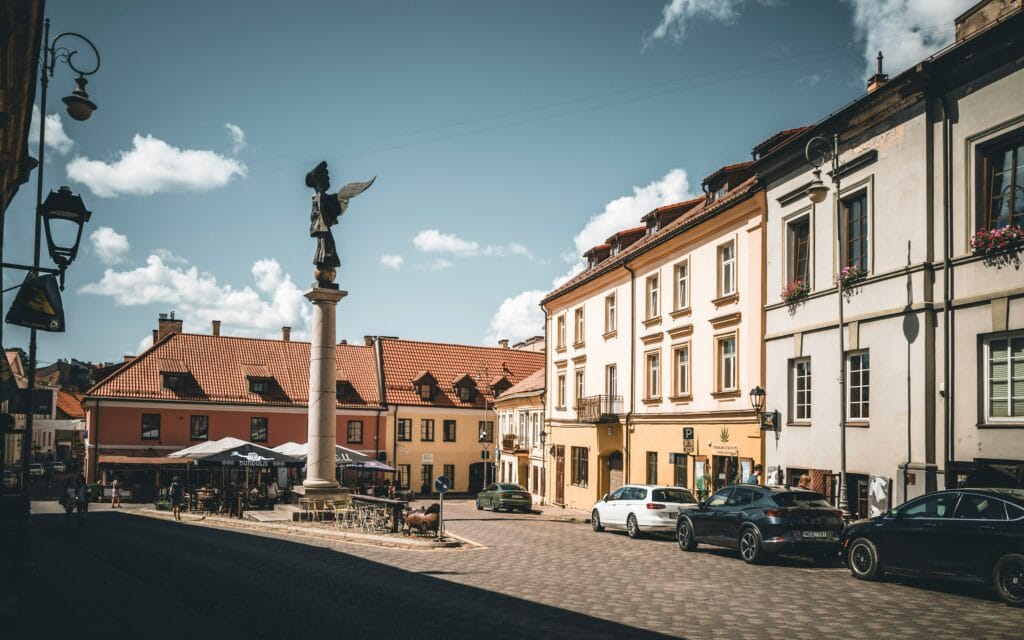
[576,395,623,423]
[501,434,531,454]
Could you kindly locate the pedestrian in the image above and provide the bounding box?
[111,477,122,509]
[73,474,89,527]
[267,478,279,505]
[61,477,75,527]
[169,476,183,521]
[746,464,763,484]
[798,473,811,489]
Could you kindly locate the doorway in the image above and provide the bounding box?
[607,450,624,493]
[554,445,565,505]
[712,455,738,491]
[419,464,433,496]
[468,462,496,494]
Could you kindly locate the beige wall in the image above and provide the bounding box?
[389,405,494,494]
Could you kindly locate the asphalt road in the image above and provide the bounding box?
[9,499,1024,639]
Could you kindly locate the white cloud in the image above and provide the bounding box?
[796,72,829,88]
[154,248,189,264]
[645,0,767,47]
[485,290,546,345]
[80,253,310,340]
[418,258,454,271]
[66,134,247,198]
[224,122,246,154]
[412,229,534,260]
[845,0,974,81]
[89,226,130,265]
[28,105,73,155]
[380,254,404,270]
[486,168,694,345]
[135,334,153,355]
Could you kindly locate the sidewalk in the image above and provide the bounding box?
[531,503,592,524]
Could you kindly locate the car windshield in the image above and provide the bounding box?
[498,484,526,491]
[771,491,831,508]
[652,489,697,503]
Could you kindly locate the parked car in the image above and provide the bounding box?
[476,483,533,512]
[676,484,844,564]
[841,488,1024,606]
[49,461,66,473]
[28,463,45,478]
[592,485,698,538]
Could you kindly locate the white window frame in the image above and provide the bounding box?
[674,260,689,311]
[647,274,660,318]
[785,210,813,287]
[673,344,690,397]
[556,315,566,349]
[646,351,661,399]
[557,373,566,409]
[984,333,1024,422]
[605,363,617,397]
[575,368,585,407]
[846,350,870,421]
[605,293,616,333]
[574,307,585,345]
[790,357,811,423]
[717,335,737,392]
[719,241,736,297]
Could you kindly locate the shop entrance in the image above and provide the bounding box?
[554,446,565,504]
[712,455,739,491]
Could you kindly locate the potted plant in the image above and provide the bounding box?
[835,265,866,289]
[781,278,810,306]
[971,225,1024,269]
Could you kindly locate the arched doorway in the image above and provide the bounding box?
[606,450,624,495]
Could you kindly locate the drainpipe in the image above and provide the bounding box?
[542,306,549,505]
[90,400,100,483]
[940,93,955,488]
[623,262,637,484]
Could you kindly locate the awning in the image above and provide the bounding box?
[347,459,396,472]
[167,436,249,458]
[271,442,374,466]
[98,455,193,466]
[195,443,303,468]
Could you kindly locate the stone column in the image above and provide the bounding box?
[303,286,346,489]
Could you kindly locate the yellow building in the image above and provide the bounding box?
[378,337,544,495]
[493,368,545,503]
[542,161,769,510]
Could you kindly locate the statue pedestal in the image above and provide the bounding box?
[303,286,346,489]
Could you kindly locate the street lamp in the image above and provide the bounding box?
[804,133,849,519]
[748,386,766,414]
[539,429,547,505]
[42,186,92,276]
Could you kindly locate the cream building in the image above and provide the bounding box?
[758,1,1024,517]
[494,368,545,503]
[542,163,766,511]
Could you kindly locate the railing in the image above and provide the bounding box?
[576,395,623,423]
[501,434,532,453]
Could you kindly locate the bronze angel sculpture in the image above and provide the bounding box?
[305,161,375,287]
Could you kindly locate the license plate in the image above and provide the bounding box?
[801,530,829,539]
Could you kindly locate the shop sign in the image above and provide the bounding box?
[421,453,433,464]
[710,443,739,456]
[683,440,694,454]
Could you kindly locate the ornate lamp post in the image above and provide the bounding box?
[804,133,850,518]
[539,429,547,504]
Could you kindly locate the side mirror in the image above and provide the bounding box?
[698,500,707,509]
[601,493,609,502]
[886,508,900,519]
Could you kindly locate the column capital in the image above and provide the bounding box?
[304,287,347,304]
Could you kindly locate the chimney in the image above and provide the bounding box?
[955,0,1022,43]
[282,326,291,342]
[156,311,183,341]
[364,335,375,347]
[152,329,158,343]
[212,320,221,337]
[866,51,888,93]
[339,339,347,345]
[498,339,510,349]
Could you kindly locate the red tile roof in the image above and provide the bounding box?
[87,333,380,409]
[380,338,544,408]
[56,390,85,419]
[543,174,760,305]
[752,126,812,158]
[498,368,544,399]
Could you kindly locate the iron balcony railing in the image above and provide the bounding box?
[576,395,623,423]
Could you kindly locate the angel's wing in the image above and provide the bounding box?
[337,177,376,200]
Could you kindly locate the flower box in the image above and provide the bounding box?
[834,266,866,289]
[781,279,809,305]
[972,225,1024,268]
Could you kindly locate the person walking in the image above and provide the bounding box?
[61,477,75,528]
[73,474,89,527]
[111,477,122,508]
[169,476,183,521]
[746,464,763,484]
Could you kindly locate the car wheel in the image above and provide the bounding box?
[993,553,1024,606]
[677,520,697,551]
[847,538,880,580]
[738,527,763,564]
[491,499,499,511]
[592,510,604,532]
[626,514,641,539]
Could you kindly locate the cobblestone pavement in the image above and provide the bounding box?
[12,499,1024,639]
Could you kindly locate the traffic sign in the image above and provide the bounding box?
[683,427,694,440]
[434,475,451,494]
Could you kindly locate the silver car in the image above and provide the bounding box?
[591,484,699,539]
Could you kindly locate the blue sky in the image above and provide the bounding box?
[5,0,974,366]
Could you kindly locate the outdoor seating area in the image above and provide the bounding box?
[298,493,410,534]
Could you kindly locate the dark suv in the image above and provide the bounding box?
[676,484,844,564]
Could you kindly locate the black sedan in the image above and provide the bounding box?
[841,488,1024,606]
[676,484,844,564]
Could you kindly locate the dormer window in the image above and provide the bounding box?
[459,386,472,402]
[452,373,478,403]
[163,373,182,390]
[412,371,438,401]
[336,380,353,400]
[418,383,433,400]
[490,375,512,397]
[715,186,727,200]
[243,363,274,395]
[157,358,190,391]
[250,378,270,394]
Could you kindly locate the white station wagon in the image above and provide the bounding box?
[591,484,699,539]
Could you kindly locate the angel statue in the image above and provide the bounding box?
[305,161,375,287]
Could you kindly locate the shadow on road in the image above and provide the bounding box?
[15,512,678,639]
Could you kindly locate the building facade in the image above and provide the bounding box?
[542,164,766,511]
[758,1,1024,517]
[494,368,545,503]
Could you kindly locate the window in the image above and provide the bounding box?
[986,334,1024,420]
[671,453,688,488]
[842,192,868,272]
[900,492,959,519]
[718,336,737,392]
[605,364,617,397]
[531,412,540,446]
[458,385,473,402]
[397,464,411,490]
[571,446,589,487]
[420,419,435,441]
[163,373,182,390]
[714,185,727,200]
[574,307,585,345]
[347,420,363,443]
[397,418,412,441]
[443,419,457,442]
[249,379,269,394]
[954,493,1007,520]
[141,413,160,440]
[847,351,870,420]
[478,420,494,443]
[557,315,566,349]
[443,464,456,488]
[788,217,811,284]
[557,373,566,408]
[790,358,811,422]
[646,351,661,399]
[673,345,690,396]
[981,133,1024,229]
[647,274,660,318]
[250,417,268,442]
[189,415,208,441]
[674,261,689,310]
[719,242,736,297]
[519,412,528,441]
[574,369,585,407]
[707,488,733,507]
[417,383,433,401]
[646,452,658,484]
[605,293,616,333]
